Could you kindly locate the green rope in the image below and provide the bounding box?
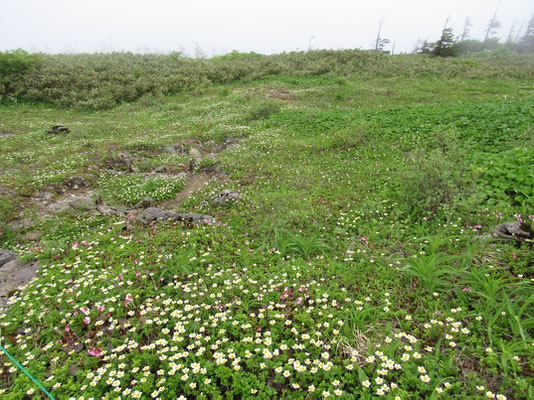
[0,342,55,399]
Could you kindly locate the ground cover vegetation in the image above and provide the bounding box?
[0,50,533,399]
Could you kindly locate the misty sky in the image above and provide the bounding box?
[1,0,533,56]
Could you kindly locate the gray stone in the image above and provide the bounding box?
[189,148,202,161]
[154,165,167,173]
[478,221,533,244]
[135,197,155,209]
[164,146,177,155]
[205,153,217,160]
[492,221,533,242]
[35,190,53,199]
[0,249,17,268]
[96,204,116,216]
[137,207,215,226]
[69,197,97,211]
[212,189,242,206]
[0,249,40,310]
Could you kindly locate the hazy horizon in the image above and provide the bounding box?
[1,0,533,56]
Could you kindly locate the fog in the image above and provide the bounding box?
[1,0,533,55]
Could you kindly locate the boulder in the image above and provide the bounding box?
[0,249,17,267]
[491,221,533,243]
[212,189,242,206]
[154,165,167,174]
[69,197,97,211]
[189,148,202,162]
[135,197,155,209]
[477,221,533,244]
[137,207,215,226]
[0,249,40,309]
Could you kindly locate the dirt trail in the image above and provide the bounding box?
[159,172,213,209]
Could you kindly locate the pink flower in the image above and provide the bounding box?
[361,236,368,244]
[97,306,105,312]
[64,325,70,332]
[88,347,102,357]
[462,288,471,292]
[512,253,517,259]
[83,317,91,325]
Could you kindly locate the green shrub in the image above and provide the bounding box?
[0,49,41,100]
[396,147,468,219]
[2,50,533,109]
[245,100,283,121]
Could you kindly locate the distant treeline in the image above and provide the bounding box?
[1,49,533,109]
[411,13,534,57]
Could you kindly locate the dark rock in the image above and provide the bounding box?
[47,125,70,134]
[492,221,533,242]
[478,221,533,244]
[189,159,198,172]
[137,207,215,226]
[103,153,133,172]
[135,197,155,209]
[95,194,103,205]
[212,189,242,206]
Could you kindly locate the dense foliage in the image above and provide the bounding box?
[0,50,533,109]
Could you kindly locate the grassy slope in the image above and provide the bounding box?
[0,54,533,399]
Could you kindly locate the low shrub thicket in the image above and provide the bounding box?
[1,50,533,109]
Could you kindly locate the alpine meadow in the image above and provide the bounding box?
[0,49,533,399]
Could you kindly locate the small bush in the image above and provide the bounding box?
[245,100,283,121]
[0,49,41,100]
[396,146,467,219]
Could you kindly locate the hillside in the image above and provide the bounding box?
[0,51,533,399]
